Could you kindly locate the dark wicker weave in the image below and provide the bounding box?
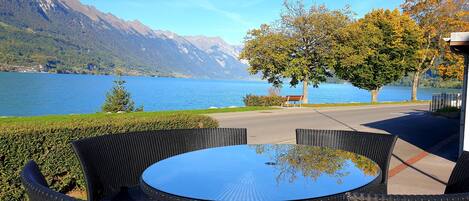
[296,129,398,194]
[346,151,469,201]
[71,128,247,201]
[21,160,80,201]
[139,179,193,201]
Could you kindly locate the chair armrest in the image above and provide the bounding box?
[346,192,469,201]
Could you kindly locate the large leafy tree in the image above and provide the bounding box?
[334,9,422,103]
[401,0,469,101]
[240,1,350,103]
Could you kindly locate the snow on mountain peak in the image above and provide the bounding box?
[185,35,240,58]
[37,0,56,13]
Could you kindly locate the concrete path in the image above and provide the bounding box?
[209,104,460,194]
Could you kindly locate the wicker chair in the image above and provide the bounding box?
[346,151,469,201]
[21,160,80,201]
[296,129,398,194]
[71,128,247,201]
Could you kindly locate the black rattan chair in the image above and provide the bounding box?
[21,160,80,201]
[71,128,247,201]
[296,129,398,194]
[346,151,469,201]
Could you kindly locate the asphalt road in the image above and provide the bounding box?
[210,104,459,161]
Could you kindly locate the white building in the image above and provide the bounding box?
[446,32,469,155]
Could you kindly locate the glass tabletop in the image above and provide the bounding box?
[141,144,381,201]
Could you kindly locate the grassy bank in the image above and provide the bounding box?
[0,106,275,124]
[300,100,430,108]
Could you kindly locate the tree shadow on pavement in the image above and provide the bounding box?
[364,110,459,162]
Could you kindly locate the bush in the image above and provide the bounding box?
[0,113,218,200]
[243,94,286,106]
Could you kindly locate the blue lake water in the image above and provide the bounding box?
[0,72,461,116]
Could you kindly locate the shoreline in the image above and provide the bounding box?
[0,70,263,83]
[0,101,431,120]
[0,68,176,78]
[0,71,462,90]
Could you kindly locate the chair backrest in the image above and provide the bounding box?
[21,160,79,201]
[445,151,469,194]
[71,128,247,201]
[296,129,398,185]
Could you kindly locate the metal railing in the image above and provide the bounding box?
[430,93,462,112]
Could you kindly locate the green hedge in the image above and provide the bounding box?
[0,113,218,200]
[243,94,286,106]
[435,106,461,113]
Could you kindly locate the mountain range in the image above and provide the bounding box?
[0,0,249,79]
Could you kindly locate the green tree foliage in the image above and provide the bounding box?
[0,22,127,73]
[240,24,295,87]
[334,9,422,103]
[240,1,351,103]
[102,79,137,113]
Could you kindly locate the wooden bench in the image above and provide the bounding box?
[283,95,304,107]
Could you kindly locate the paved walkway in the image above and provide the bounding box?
[209,104,460,194]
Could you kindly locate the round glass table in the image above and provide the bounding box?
[140,144,381,201]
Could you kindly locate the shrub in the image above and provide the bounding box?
[436,106,461,113]
[0,113,218,200]
[102,79,141,113]
[243,94,286,106]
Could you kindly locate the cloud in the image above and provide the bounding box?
[203,4,249,26]
[121,1,145,8]
[165,0,251,27]
[223,0,266,8]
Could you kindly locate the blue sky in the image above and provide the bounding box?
[80,0,403,45]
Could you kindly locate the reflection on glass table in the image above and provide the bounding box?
[141,144,381,201]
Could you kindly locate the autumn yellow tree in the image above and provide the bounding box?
[334,9,422,103]
[401,0,469,101]
[438,50,466,81]
[251,144,379,184]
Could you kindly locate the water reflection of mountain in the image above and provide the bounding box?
[250,144,380,184]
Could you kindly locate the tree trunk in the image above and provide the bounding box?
[411,55,435,102]
[411,72,420,101]
[302,80,308,104]
[371,89,379,103]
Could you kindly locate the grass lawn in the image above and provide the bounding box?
[0,101,430,124]
[0,106,276,124]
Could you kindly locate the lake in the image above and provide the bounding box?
[0,72,461,116]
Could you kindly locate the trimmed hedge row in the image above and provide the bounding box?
[0,113,218,200]
[243,94,286,106]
